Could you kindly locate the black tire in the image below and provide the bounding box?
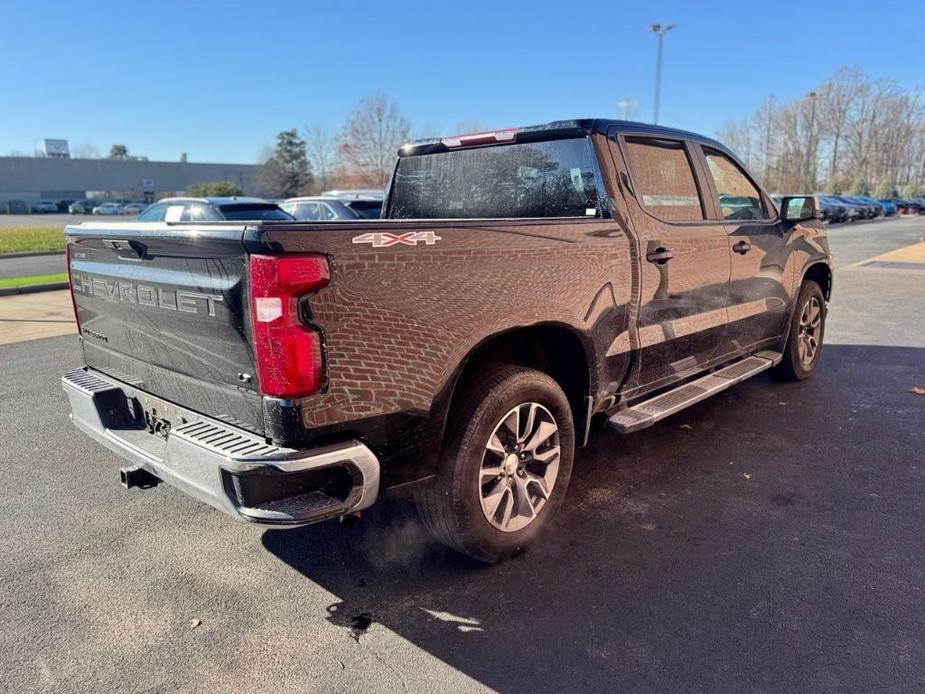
[775,280,826,381]
[414,364,575,563]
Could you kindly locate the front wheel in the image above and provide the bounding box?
[414,365,575,563]
[775,280,826,381]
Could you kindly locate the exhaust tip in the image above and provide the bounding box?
[120,466,160,490]
[340,512,362,527]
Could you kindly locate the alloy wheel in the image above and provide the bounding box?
[798,296,822,367]
[479,402,560,533]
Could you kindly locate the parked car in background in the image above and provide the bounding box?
[321,189,385,219]
[56,199,76,213]
[69,200,96,214]
[821,195,863,221]
[891,198,914,214]
[92,202,124,215]
[842,196,879,218]
[853,195,886,216]
[877,199,897,216]
[279,197,361,221]
[31,200,59,213]
[816,196,848,223]
[120,202,149,216]
[135,197,295,222]
[321,188,383,198]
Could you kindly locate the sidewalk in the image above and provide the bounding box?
[0,290,75,345]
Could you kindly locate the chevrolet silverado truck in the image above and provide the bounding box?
[62,119,832,562]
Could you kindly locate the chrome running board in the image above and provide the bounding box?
[608,351,782,434]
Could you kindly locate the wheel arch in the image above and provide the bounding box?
[434,323,594,453]
[802,261,833,301]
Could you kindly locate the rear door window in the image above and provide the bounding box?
[623,138,705,222]
[387,137,600,219]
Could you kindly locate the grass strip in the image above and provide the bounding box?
[0,226,67,254]
[0,273,68,288]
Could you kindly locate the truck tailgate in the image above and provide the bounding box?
[66,224,265,434]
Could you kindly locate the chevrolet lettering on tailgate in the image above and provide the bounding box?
[71,272,224,316]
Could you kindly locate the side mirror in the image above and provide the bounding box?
[780,195,822,222]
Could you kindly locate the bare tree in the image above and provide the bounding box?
[302,122,338,193]
[716,67,925,195]
[754,96,778,185]
[817,67,863,186]
[338,93,411,186]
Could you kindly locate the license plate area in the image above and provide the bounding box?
[131,392,195,440]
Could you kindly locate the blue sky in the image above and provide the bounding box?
[2,0,922,163]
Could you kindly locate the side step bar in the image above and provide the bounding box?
[608,351,782,434]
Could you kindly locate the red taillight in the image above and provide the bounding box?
[66,243,81,334]
[441,128,518,148]
[248,254,330,399]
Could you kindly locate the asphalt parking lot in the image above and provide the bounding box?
[1,217,924,692]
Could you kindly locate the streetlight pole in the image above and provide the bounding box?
[650,23,676,125]
[617,97,637,120]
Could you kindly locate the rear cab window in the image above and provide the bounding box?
[386,137,601,219]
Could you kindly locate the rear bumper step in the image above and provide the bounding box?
[608,352,782,434]
[62,368,380,526]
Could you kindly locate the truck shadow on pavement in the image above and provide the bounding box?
[262,344,925,693]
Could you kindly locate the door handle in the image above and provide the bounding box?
[646,247,673,264]
[732,240,752,255]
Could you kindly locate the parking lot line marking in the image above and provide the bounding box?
[840,240,925,271]
[873,240,925,264]
[0,290,76,345]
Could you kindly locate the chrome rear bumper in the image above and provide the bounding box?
[62,368,380,526]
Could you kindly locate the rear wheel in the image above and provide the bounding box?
[775,280,826,381]
[414,365,575,563]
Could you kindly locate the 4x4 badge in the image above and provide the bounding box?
[352,231,442,248]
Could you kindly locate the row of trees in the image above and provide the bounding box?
[256,92,415,198]
[718,67,925,197]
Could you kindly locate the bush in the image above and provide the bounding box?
[874,181,896,199]
[822,179,842,195]
[186,181,244,197]
[847,177,869,196]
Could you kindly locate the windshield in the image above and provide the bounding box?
[218,204,294,221]
[387,137,600,219]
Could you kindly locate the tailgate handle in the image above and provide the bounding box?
[105,239,148,259]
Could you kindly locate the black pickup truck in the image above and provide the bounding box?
[63,119,832,562]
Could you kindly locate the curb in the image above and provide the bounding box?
[0,282,69,297]
[0,250,66,259]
